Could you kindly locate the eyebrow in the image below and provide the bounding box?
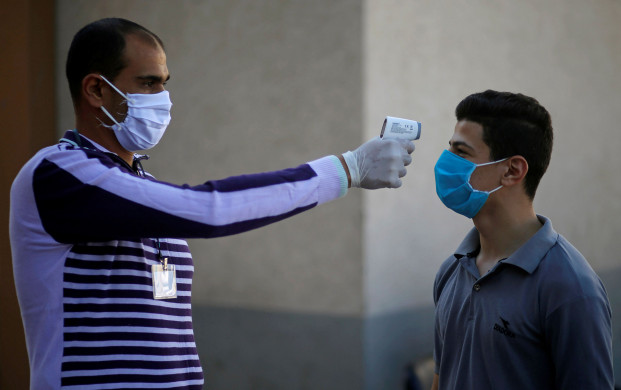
[449,140,474,150]
[137,74,171,83]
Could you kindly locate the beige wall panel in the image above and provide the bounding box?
[56,0,365,315]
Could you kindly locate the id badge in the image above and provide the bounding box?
[152,259,177,299]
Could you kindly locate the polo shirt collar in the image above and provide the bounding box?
[454,228,480,258]
[453,214,559,274]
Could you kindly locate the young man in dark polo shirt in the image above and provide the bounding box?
[431,90,613,390]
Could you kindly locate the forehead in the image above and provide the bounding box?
[451,120,485,148]
[120,33,168,77]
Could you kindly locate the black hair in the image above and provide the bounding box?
[455,90,553,199]
[66,18,164,107]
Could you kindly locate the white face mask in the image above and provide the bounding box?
[99,75,172,152]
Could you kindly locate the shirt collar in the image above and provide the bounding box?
[60,129,98,150]
[453,215,559,274]
[60,129,146,160]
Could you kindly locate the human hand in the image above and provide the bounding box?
[341,137,415,189]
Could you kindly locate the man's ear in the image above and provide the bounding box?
[81,74,104,108]
[501,156,528,188]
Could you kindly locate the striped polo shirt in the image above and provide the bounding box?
[10,130,348,389]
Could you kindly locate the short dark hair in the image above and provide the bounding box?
[66,18,164,107]
[455,90,553,199]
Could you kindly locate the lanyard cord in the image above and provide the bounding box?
[60,130,167,268]
[133,155,150,176]
[156,238,166,269]
[134,156,166,269]
[59,129,84,148]
[72,129,82,146]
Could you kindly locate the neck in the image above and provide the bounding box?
[75,112,134,166]
[473,197,542,264]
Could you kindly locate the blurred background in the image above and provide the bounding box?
[2,0,620,388]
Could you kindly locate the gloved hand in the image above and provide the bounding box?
[341,137,415,189]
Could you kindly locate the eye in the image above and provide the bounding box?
[449,144,467,156]
[456,148,469,157]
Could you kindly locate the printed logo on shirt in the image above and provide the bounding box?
[493,316,516,338]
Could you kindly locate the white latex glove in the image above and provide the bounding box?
[342,137,415,189]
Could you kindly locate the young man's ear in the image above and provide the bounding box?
[501,156,528,187]
[81,74,105,108]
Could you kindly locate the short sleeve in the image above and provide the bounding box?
[544,294,613,389]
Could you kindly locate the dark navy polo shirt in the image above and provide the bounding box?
[433,215,614,390]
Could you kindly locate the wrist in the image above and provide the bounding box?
[338,154,352,188]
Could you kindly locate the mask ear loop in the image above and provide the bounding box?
[98,75,133,127]
[99,105,121,126]
[99,75,133,103]
[488,184,503,194]
[472,157,509,194]
[475,157,508,167]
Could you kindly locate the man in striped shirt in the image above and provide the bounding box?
[9,18,415,389]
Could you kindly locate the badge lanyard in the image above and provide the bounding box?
[152,241,177,300]
[61,129,177,299]
[134,157,178,300]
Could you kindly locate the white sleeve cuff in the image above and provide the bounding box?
[307,155,348,204]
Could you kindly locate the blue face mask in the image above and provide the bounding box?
[434,150,507,218]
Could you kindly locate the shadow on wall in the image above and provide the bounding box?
[403,356,434,390]
[190,269,621,389]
